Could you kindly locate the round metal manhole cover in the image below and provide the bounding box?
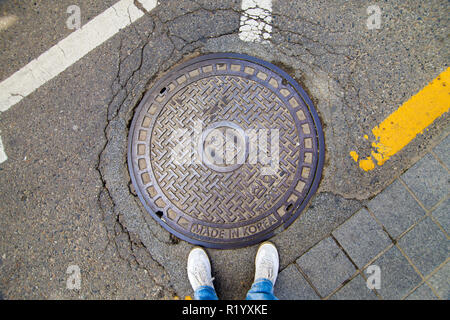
[128,53,324,249]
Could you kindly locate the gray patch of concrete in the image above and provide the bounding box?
[97,0,448,299]
[98,1,367,299]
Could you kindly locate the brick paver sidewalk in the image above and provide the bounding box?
[275,135,449,300]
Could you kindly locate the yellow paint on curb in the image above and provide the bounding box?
[351,67,450,171]
[359,157,375,171]
[350,151,359,162]
[173,295,193,300]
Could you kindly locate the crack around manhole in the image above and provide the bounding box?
[128,53,325,249]
[94,4,404,297]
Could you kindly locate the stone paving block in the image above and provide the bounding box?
[398,217,449,277]
[427,262,450,300]
[365,246,421,300]
[296,237,355,297]
[405,283,438,300]
[275,192,362,269]
[368,179,426,238]
[401,153,449,209]
[431,198,450,234]
[329,275,379,300]
[274,264,320,300]
[433,134,450,168]
[332,208,391,268]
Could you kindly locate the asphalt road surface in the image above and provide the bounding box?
[0,0,448,299]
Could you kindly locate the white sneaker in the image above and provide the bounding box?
[254,242,279,285]
[187,247,214,291]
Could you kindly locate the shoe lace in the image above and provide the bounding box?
[192,265,214,286]
[259,257,273,279]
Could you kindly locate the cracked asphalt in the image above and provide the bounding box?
[0,0,448,299]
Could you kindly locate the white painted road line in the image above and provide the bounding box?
[0,132,6,163]
[239,0,272,43]
[0,0,157,164]
[0,0,157,113]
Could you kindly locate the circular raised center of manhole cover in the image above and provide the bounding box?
[199,121,248,173]
[128,53,324,249]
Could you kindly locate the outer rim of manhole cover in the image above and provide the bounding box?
[128,53,325,249]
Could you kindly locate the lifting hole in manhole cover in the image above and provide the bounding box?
[128,53,325,249]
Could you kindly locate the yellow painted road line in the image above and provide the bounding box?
[351,67,450,171]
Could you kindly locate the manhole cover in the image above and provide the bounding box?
[128,53,324,249]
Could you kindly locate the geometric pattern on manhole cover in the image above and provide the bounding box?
[128,53,325,249]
